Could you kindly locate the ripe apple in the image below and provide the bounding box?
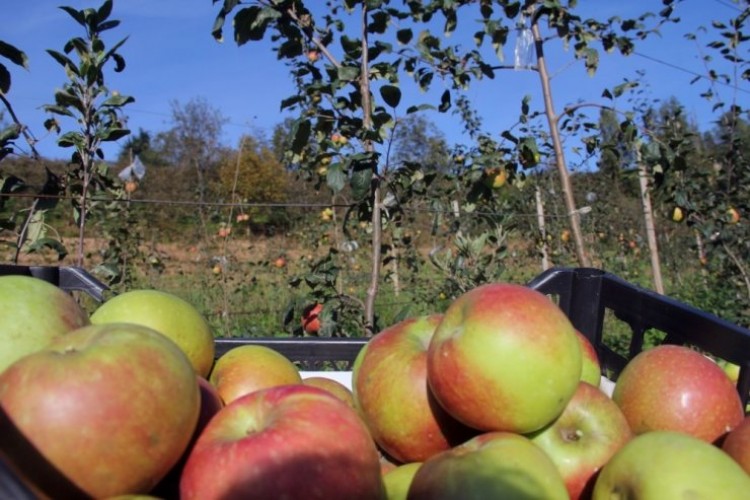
[352,314,477,463]
[528,382,633,500]
[728,207,741,224]
[672,206,684,222]
[0,323,200,499]
[382,462,422,500]
[592,431,750,499]
[722,414,750,474]
[611,344,744,443]
[179,384,386,500]
[407,432,568,500]
[303,376,356,410]
[273,256,287,268]
[482,167,507,189]
[306,49,320,62]
[576,330,601,386]
[151,376,225,498]
[90,289,215,377]
[209,344,302,404]
[302,302,323,335]
[427,283,582,433]
[0,275,90,374]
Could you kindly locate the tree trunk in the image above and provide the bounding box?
[535,185,551,271]
[636,145,664,294]
[531,20,590,268]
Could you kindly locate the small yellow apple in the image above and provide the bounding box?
[672,207,684,222]
[728,207,740,224]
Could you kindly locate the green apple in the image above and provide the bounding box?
[352,314,477,463]
[0,323,200,498]
[593,431,750,499]
[407,431,568,499]
[427,283,581,433]
[529,382,633,500]
[90,289,215,377]
[612,344,744,443]
[576,330,601,386]
[382,462,421,500]
[0,275,90,373]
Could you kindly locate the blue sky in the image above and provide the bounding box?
[3,1,748,164]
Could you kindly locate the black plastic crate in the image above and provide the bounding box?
[2,265,750,498]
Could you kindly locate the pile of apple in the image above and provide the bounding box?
[2,275,750,499]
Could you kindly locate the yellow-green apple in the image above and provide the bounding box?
[0,275,90,373]
[427,283,581,433]
[382,462,421,500]
[528,382,633,500]
[576,330,601,386]
[612,344,744,443]
[179,384,386,500]
[303,376,356,410]
[353,315,477,463]
[209,345,302,404]
[722,415,750,474]
[407,432,568,500]
[592,431,750,499]
[0,323,200,499]
[90,289,215,377]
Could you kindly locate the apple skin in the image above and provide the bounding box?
[427,283,582,433]
[302,303,323,334]
[576,330,601,386]
[592,430,750,499]
[303,376,356,410]
[382,462,421,500]
[0,275,90,373]
[0,323,200,499]
[90,289,215,377]
[209,345,302,405]
[353,314,478,463]
[722,415,750,474]
[179,384,386,500]
[150,376,224,499]
[612,344,744,443]
[407,431,568,500]
[528,382,633,500]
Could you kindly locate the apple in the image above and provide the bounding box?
[0,275,90,374]
[273,256,287,268]
[592,431,750,499]
[576,330,601,386]
[728,207,741,224]
[303,376,356,410]
[306,49,319,62]
[0,323,200,499]
[150,376,224,499]
[611,344,744,443]
[672,206,684,222]
[427,283,582,433]
[407,432,568,500]
[482,167,507,189]
[352,314,477,463]
[382,462,421,500]
[90,289,216,377]
[179,384,386,500]
[302,302,323,335]
[208,344,302,405]
[528,382,633,500]
[722,415,750,474]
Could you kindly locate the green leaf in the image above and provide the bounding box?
[0,123,21,143]
[97,0,113,23]
[397,29,413,44]
[59,6,86,27]
[379,85,401,108]
[0,41,29,69]
[26,238,68,261]
[350,162,372,200]
[326,164,346,192]
[98,127,130,142]
[101,94,135,107]
[337,65,360,82]
[58,131,82,148]
[438,90,451,112]
[46,50,80,76]
[290,118,311,154]
[0,64,9,94]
